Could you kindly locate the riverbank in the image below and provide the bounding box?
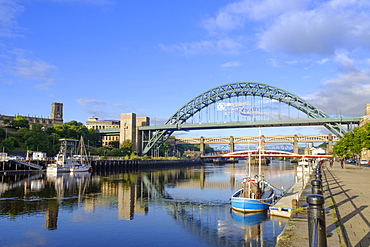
[275,161,370,246]
[0,159,204,173]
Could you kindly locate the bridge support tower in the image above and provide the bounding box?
[230,136,235,153]
[119,113,150,154]
[327,134,333,154]
[200,137,205,155]
[261,136,265,150]
[293,134,299,154]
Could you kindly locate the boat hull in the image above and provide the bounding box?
[46,166,70,173]
[70,166,92,172]
[231,197,272,212]
[231,187,275,213]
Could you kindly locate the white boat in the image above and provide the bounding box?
[297,158,311,172]
[47,138,92,173]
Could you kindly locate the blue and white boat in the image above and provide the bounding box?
[231,176,275,212]
[231,132,275,212]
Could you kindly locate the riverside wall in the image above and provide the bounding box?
[0,159,204,172]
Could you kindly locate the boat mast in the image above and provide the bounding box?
[248,140,251,178]
[258,129,262,177]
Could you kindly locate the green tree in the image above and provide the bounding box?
[24,124,51,154]
[0,137,19,151]
[333,123,370,158]
[120,140,133,156]
[159,141,171,157]
[15,127,29,144]
[47,121,99,147]
[2,118,10,125]
[0,128,5,140]
[11,116,29,129]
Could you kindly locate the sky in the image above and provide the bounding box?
[1,0,370,138]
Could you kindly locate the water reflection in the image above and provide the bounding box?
[0,160,295,246]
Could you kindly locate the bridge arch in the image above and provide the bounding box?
[142,82,345,154]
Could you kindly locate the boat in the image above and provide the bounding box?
[231,176,275,212]
[46,137,92,173]
[230,133,276,212]
[296,157,311,173]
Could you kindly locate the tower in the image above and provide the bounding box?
[51,102,63,123]
[120,113,136,151]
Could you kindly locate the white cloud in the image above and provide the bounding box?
[8,49,57,87]
[257,1,370,56]
[201,0,306,34]
[159,38,244,56]
[187,0,370,57]
[334,50,358,73]
[220,61,241,68]
[304,69,370,116]
[77,98,137,119]
[0,0,24,37]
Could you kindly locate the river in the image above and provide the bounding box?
[0,160,297,247]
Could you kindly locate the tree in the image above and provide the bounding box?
[2,118,10,126]
[333,122,370,158]
[11,116,29,129]
[24,124,51,154]
[47,121,99,147]
[15,128,29,144]
[120,140,133,156]
[0,128,5,140]
[0,137,19,151]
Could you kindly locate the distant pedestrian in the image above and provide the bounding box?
[330,159,333,168]
[340,159,344,169]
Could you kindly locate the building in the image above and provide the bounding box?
[86,113,150,153]
[86,117,121,147]
[359,103,370,128]
[0,102,63,128]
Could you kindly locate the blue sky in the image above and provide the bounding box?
[1,0,370,138]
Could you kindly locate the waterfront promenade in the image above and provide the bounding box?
[325,162,370,247]
[276,162,370,247]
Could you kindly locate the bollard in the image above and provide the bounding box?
[315,172,322,181]
[307,194,327,247]
[292,199,298,209]
[311,179,322,195]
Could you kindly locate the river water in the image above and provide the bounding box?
[0,160,297,247]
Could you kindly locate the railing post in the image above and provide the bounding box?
[307,194,327,247]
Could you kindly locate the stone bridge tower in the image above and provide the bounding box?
[119,113,150,154]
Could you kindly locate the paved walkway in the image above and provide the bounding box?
[325,162,370,247]
[276,162,370,247]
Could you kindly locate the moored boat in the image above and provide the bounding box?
[46,138,92,173]
[230,131,275,212]
[231,176,275,212]
[297,158,311,172]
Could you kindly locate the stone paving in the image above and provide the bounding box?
[324,162,370,247]
[276,162,370,247]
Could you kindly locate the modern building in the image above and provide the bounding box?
[0,102,63,128]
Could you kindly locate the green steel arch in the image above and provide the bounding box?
[142,82,345,155]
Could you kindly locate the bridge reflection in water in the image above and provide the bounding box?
[0,160,295,246]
